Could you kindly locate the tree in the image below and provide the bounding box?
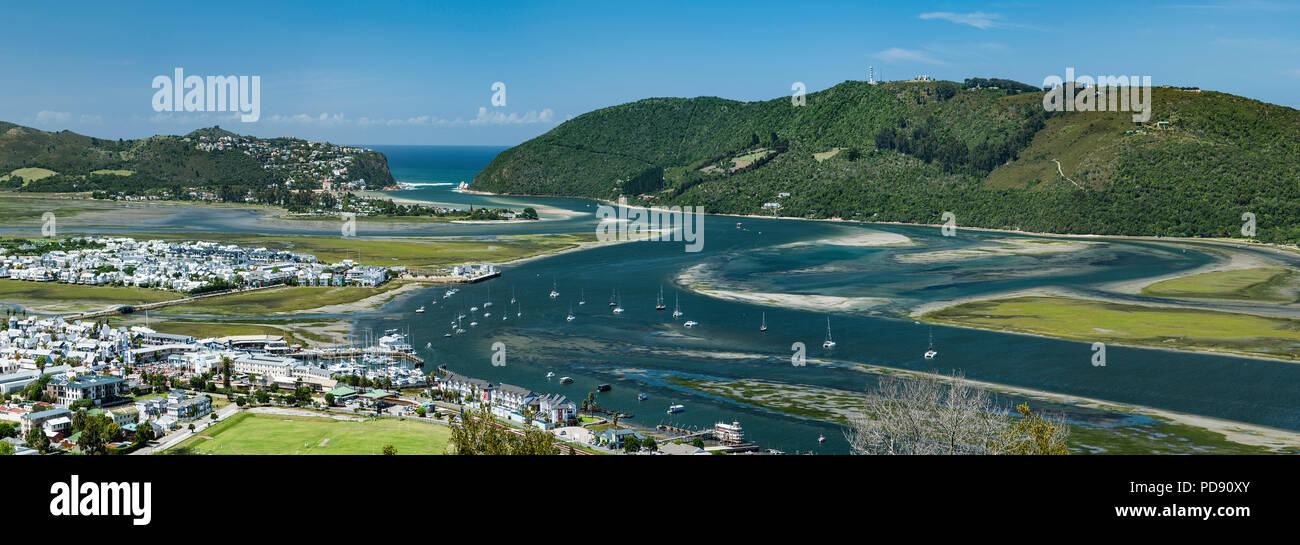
[382,444,397,455]
[26,428,50,453]
[691,437,705,449]
[622,436,642,453]
[0,442,13,455]
[642,437,658,452]
[1004,404,1070,455]
[0,421,16,439]
[324,393,335,407]
[220,356,233,392]
[845,372,1068,455]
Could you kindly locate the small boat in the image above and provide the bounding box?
[760,312,767,332]
[470,306,479,312]
[683,320,699,328]
[566,302,576,322]
[924,327,938,359]
[822,316,836,349]
[414,306,425,314]
[672,292,684,318]
[469,321,478,327]
[483,301,492,308]
[559,376,574,384]
[425,342,432,349]
[818,434,826,443]
[578,288,586,305]
[510,286,516,305]
[546,372,556,378]
[637,392,648,401]
[517,302,522,318]
[612,293,624,314]
[656,285,666,311]
[549,278,559,299]
[736,222,743,228]
[456,328,466,334]
[443,333,452,338]
[483,312,491,317]
[596,384,611,392]
[609,288,618,307]
[667,404,685,414]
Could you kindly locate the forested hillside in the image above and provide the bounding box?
[474,80,1300,242]
[0,123,395,197]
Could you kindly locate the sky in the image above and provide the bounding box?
[2,0,1298,146]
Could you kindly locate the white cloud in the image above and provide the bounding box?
[919,11,1003,29]
[35,110,72,124]
[874,47,944,65]
[470,107,556,126]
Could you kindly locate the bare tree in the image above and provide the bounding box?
[846,372,1068,455]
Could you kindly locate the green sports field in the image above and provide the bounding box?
[168,412,451,455]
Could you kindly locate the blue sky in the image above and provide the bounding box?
[3,0,1297,146]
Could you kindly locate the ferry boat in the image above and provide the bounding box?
[559,376,574,384]
[822,316,836,349]
[714,421,744,444]
[667,404,685,414]
[414,306,425,313]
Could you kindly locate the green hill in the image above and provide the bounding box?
[0,123,395,194]
[474,80,1300,242]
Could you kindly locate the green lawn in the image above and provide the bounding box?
[167,412,451,455]
[926,295,1300,360]
[1142,267,1296,302]
[0,167,58,182]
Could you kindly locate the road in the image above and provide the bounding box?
[130,403,240,455]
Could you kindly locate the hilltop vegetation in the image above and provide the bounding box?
[0,122,395,196]
[474,79,1300,243]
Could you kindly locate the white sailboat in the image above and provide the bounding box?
[578,288,586,305]
[608,288,618,307]
[510,286,516,305]
[672,292,684,318]
[760,312,767,332]
[822,316,836,349]
[924,327,938,359]
[683,320,699,328]
[613,293,625,314]
[549,278,559,299]
[483,285,492,307]
[414,306,425,314]
[656,285,666,310]
[566,302,575,322]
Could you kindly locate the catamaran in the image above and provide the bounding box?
[683,320,699,328]
[924,327,938,359]
[822,316,837,349]
[656,285,666,310]
[672,292,684,318]
[760,312,767,332]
